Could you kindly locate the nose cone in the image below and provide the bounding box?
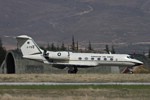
[134,59,143,66]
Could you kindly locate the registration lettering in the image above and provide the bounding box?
[27,45,34,49]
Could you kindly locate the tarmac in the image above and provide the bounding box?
[0,82,150,85]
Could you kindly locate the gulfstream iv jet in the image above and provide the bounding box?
[16,35,143,73]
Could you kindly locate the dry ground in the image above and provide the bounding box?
[0,74,149,82]
[0,74,150,100]
[0,89,150,100]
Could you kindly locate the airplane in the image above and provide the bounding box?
[16,35,143,73]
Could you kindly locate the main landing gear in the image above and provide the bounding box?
[68,66,78,74]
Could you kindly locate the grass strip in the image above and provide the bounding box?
[0,85,150,89]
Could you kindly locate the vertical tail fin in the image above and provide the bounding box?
[16,35,42,56]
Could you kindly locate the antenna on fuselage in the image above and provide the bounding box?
[109,51,112,54]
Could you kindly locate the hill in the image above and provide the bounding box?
[0,0,150,52]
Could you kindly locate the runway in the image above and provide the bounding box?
[0,82,150,86]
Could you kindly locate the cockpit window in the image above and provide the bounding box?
[127,56,130,58]
[130,55,134,59]
[127,55,134,59]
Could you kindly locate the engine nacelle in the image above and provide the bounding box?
[48,51,69,60]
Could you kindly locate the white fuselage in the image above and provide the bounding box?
[24,50,143,67]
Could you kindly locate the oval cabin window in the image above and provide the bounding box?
[78,57,82,60]
[110,58,113,61]
[97,58,100,61]
[104,58,107,61]
[91,58,94,60]
[85,57,88,60]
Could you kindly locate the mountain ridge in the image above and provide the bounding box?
[0,0,150,52]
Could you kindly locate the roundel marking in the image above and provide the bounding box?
[27,41,30,44]
[57,52,61,56]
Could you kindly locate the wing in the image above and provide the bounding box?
[51,61,98,68]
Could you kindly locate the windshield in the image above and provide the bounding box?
[127,55,134,59]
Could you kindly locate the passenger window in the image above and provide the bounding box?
[104,58,107,61]
[91,58,94,60]
[97,58,100,61]
[78,57,82,60]
[110,58,113,61]
[85,57,88,60]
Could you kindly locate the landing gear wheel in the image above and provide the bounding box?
[130,71,133,74]
[68,67,78,74]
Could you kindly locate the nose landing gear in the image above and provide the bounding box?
[122,66,133,74]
